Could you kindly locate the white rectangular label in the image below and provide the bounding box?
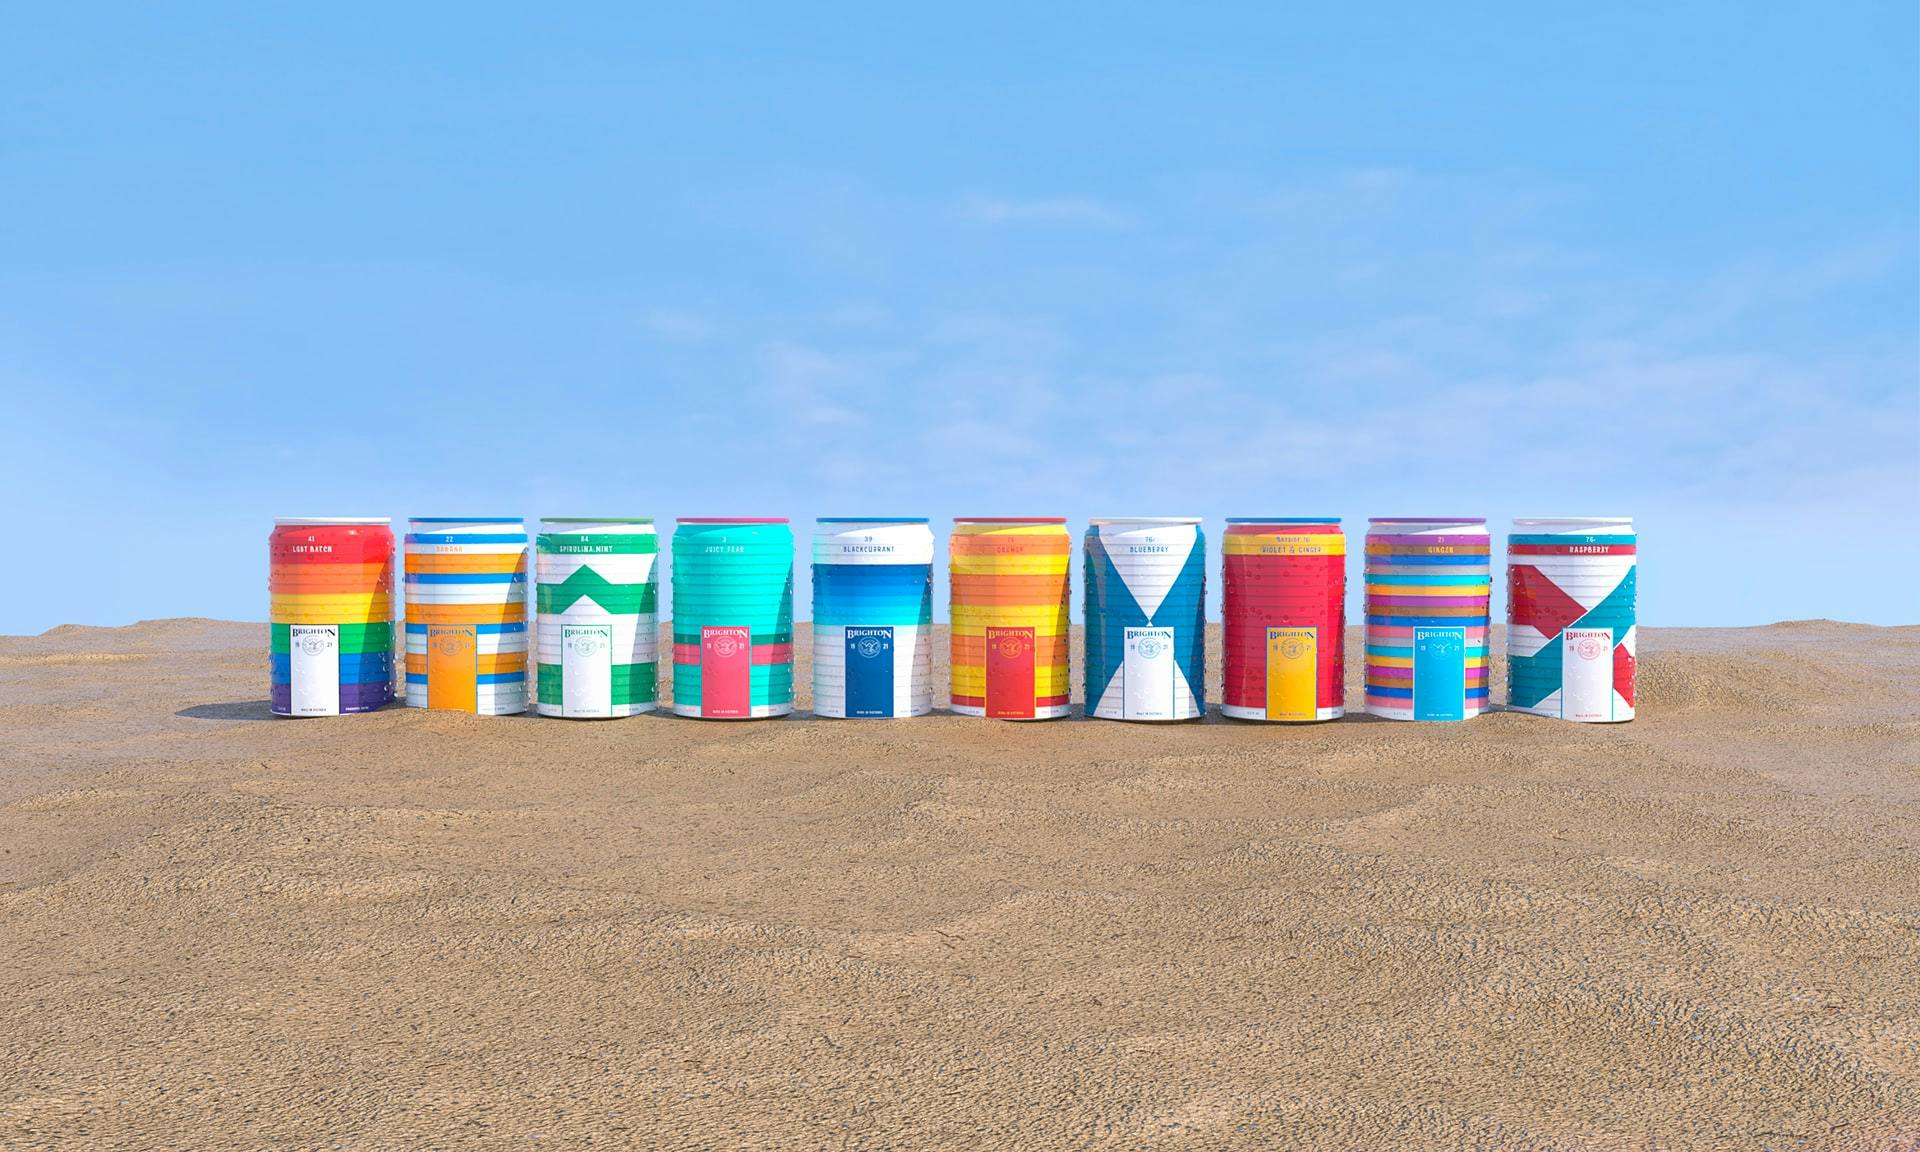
[562,623,614,718]
[1560,628,1614,721]
[1122,627,1176,720]
[289,625,340,716]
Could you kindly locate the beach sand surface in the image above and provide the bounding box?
[1,619,1917,1150]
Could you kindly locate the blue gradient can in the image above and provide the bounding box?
[811,518,935,718]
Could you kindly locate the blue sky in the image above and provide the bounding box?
[2,2,1915,632]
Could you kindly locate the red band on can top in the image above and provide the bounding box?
[271,523,395,564]
[1507,543,1638,555]
[955,517,1068,524]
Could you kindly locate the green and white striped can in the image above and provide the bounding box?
[535,518,659,718]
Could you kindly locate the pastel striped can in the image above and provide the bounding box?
[671,518,794,719]
[534,518,659,719]
[269,518,395,716]
[950,518,1071,719]
[1221,518,1345,722]
[1506,517,1637,722]
[1364,517,1490,722]
[812,518,934,719]
[403,518,529,715]
[1083,518,1205,721]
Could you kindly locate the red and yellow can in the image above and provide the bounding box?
[949,518,1071,719]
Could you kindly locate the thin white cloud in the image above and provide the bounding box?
[640,309,716,342]
[761,341,868,429]
[962,195,1133,229]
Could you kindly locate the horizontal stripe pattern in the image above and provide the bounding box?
[671,519,794,718]
[270,521,396,715]
[950,520,1071,720]
[1364,520,1491,722]
[403,519,530,714]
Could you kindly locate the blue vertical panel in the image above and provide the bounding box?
[843,625,896,718]
[1412,626,1468,722]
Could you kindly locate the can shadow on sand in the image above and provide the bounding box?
[169,701,1406,724]
[176,701,277,721]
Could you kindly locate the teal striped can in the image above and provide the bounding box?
[671,518,795,719]
[535,518,659,718]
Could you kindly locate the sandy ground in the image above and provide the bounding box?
[1,619,1917,1151]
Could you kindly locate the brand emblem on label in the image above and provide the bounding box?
[1279,636,1308,660]
[1135,634,1168,659]
[854,635,886,659]
[711,633,742,658]
[298,633,328,656]
[1574,635,1607,661]
[993,632,1030,660]
[570,633,603,658]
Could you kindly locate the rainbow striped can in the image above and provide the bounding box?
[671,518,794,719]
[403,518,530,715]
[269,518,395,716]
[950,518,1072,719]
[1507,517,1637,722]
[1364,517,1490,722]
[812,518,934,718]
[535,518,659,718]
[1084,518,1205,721]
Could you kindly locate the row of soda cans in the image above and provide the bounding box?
[270,516,1635,724]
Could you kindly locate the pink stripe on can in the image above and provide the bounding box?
[1367,594,1489,608]
[1366,534,1491,546]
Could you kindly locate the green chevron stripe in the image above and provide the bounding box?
[535,565,659,615]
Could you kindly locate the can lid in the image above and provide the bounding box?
[1089,517,1202,526]
[540,517,655,525]
[409,517,524,524]
[1368,517,1487,525]
[276,517,391,526]
[677,517,789,524]
[817,517,930,524]
[1227,517,1340,525]
[955,517,1067,524]
[1511,517,1633,528]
